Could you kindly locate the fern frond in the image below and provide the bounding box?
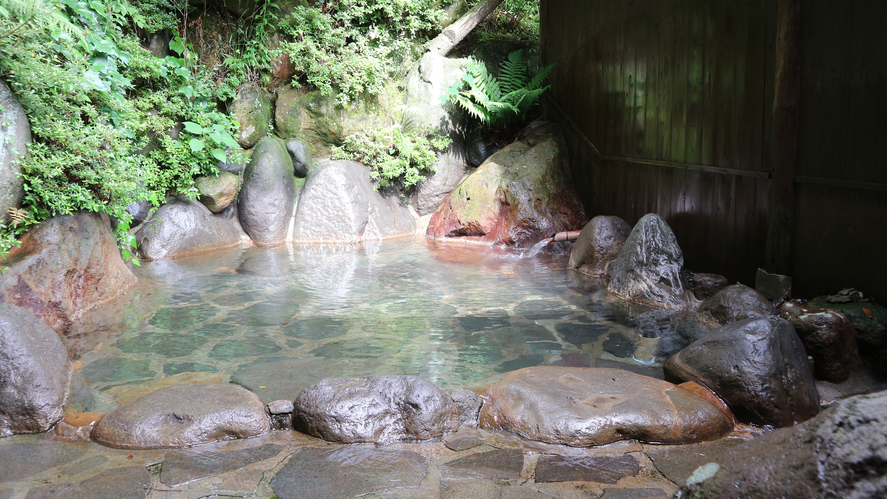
[499,50,529,95]
[7,206,27,228]
[527,64,554,91]
[454,94,490,123]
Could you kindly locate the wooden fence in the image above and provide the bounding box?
[541,0,887,300]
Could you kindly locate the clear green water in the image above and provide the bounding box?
[72,238,661,405]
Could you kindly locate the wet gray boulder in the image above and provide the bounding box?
[285,139,311,178]
[696,283,775,328]
[237,136,295,246]
[91,384,270,449]
[478,367,733,446]
[293,375,458,443]
[415,147,468,216]
[136,197,246,260]
[126,201,154,226]
[779,301,857,383]
[0,212,137,335]
[656,316,713,359]
[0,304,72,436]
[0,80,28,224]
[680,389,887,498]
[569,215,632,276]
[231,84,271,149]
[664,317,819,427]
[689,273,730,301]
[196,172,240,213]
[606,214,691,310]
[291,160,414,243]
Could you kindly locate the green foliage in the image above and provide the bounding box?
[331,121,451,189]
[470,0,540,42]
[214,0,278,100]
[276,0,443,105]
[0,0,239,263]
[444,49,552,127]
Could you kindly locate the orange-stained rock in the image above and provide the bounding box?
[678,381,735,425]
[63,411,105,427]
[0,212,137,336]
[478,367,732,447]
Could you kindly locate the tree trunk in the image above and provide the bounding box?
[426,0,505,56]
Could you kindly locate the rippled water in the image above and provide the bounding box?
[71,238,664,406]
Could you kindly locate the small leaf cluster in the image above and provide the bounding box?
[443,49,553,127]
[331,124,451,189]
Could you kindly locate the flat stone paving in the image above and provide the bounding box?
[0,425,759,498]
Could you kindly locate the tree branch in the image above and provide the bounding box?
[425,0,505,56]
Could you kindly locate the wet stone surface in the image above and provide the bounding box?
[441,448,524,480]
[160,443,283,487]
[535,454,640,483]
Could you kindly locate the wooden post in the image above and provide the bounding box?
[426,0,505,56]
[765,0,802,274]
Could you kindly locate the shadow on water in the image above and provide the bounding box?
[69,238,670,406]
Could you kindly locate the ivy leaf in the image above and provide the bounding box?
[183,122,204,135]
[211,148,227,162]
[189,139,205,152]
[169,37,185,56]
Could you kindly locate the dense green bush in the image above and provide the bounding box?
[0,0,239,262]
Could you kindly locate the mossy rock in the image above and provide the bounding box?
[232,84,272,149]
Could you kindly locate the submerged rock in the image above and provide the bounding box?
[680,389,887,498]
[568,215,631,276]
[291,160,414,243]
[238,136,295,246]
[293,375,458,443]
[478,367,732,446]
[606,214,691,310]
[0,304,72,436]
[695,283,774,328]
[136,197,246,260]
[664,317,819,427]
[91,384,270,449]
[0,212,137,334]
[0,79,29,223]
[426,121,586,247]
[779,301,857,383]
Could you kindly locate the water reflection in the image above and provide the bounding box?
[71,238,666,404]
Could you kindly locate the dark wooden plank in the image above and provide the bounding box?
[845,0,883,183]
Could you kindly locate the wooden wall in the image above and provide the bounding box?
[541,0,887,300]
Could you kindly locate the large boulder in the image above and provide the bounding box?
[680,389,887,498]
[696,283,775,328]
[808,295,887,375]
[414,148,468,216]
[290,160,415,243]
[426,122,586,247]
[0,212,137,335]
[0,304,72,436]
[568,215,632,276]
[136,197,246,260]
[231,84,272,149]
[478,367,733,447]
[779,301,857,383]
[196,172,240,213]
[91,384,270,449]
[293,375,458,443]
[606,214,691,310]
[237,136,295,245]
[0,80,28,224]
[664,317,819,427]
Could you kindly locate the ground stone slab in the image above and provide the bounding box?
[0,443,87,482]
[270,446,427,499]
[23,466,151,499]
[91,384,270,449]
[606,214,690,310]
[535,454,640,484]
[442,448,524,480]
[600,488,669,499]
[160,443,283,487]
[665,317,820,428]
[0,304,73,436]
[478,367,732,447]
[293,375,458,443]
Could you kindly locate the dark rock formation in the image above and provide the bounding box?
[293,375,458,443]
[285,139,311,178]
[664,317,819,427]
[237,136,295,245]
[779,301,857,383]
[696,283,775,328]
[136,198,245,260]
[689,273,730,301]
[606,214,691,310]
[0,304,72,436]
[0,212,137,334]
[291,160,414,243]
[427,122,586,247]
[91,384,270,449]
[568,215,631,276]
[231,84,271,149]
[478,367,732,446]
